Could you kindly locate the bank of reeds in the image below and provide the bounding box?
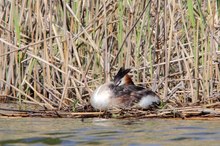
[0,0,219,113]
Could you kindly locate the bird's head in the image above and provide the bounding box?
[114,67,134,86]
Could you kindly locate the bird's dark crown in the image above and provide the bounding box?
[114,67,134,86]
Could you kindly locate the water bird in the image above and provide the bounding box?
[113,67,160,108]
[90,67,160,110]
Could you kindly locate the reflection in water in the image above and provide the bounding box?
[0,118,219,146]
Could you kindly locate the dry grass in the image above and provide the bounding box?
[0,0,219,111]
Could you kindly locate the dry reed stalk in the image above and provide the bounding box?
[24,79,54,109]
[59,71,70,110]
[0,79,44,107]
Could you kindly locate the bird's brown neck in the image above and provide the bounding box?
[124,75,134,85]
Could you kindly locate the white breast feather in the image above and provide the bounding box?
[91,83,113,110]
[138,94,159,108]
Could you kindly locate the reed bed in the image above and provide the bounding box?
[0,0,219,116]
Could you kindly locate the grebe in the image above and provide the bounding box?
[90,67,160,110]
[113,67,160,109]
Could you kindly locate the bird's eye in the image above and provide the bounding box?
[117,80,122,86]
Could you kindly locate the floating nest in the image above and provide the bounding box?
[0,102,220,120]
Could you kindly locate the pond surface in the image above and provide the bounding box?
[0,117,219,146]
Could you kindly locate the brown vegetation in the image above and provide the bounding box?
[0,0,219,117]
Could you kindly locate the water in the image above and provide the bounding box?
[0,118,219,146]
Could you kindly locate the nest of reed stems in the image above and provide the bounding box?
[0,0,220,119]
